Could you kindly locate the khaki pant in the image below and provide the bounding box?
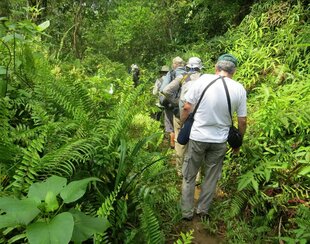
[181,140,227,218]
[173,116,201,181]
[173,116,187,174]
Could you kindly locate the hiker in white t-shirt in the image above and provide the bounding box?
[180,54,247,221]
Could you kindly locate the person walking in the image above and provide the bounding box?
[180,54,247,220]
[163,57,203,174]
[131,64,140,87]
[152,65,170,121]
[159,57,187,149]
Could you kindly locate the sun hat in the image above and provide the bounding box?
[217,54,238,67]
[186,57,203,69]
[160,65,170,72]
[131,64,139,70]
[172,56,184,65]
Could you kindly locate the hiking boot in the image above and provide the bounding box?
[196,212,210,221]
[182,216,193,221]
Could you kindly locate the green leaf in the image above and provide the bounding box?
[0,197,40,227]
[264,168,271,182]
[0,66,6,75]
[7,233,27,243]
[264,146,276,154]
[251,178,259,193]
[70,209,110,243]
[60,177,101,203]
[28,175,67,201]
[237,173,253,191]
[298,166,310,176]
[2,34,14,42]
[26,212,74,244]
[45,191,59,212]
[37,20,50,32]
[14,33,25,40]
[0,215,16,229]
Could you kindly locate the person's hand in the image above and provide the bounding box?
[232,147,240,154]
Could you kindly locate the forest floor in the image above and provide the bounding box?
[168,186,224,244]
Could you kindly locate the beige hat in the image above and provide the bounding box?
[131,64,139,70]
[172,56,184,66]
[160,65,170,72]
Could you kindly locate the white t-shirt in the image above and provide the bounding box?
[184,74,247,143]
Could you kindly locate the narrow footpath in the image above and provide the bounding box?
[168,186,223,244]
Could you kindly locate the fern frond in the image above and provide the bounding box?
[71,81,96,116]
[229,190,251,218]
[97,183,123,218]
[40,137,98,177]
[96,183,123,243]
[140,204,164,244]
[123,229,139,244]
[11,129,47,194]
[282,184,309,203]
[115,139,127,188]
[35,77,92,120]
[109,198,128,230]
[174,230,194,244]
[159,186,180,205]
[94,232,111,244]
[107,86,142,146]
[281,205,310,242]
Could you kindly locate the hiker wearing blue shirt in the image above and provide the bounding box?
[159,57,187,149]
[152,65,170,121]
[159,57,187,93]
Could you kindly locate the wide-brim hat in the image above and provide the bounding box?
[172,56,184,66]
[186,57,203,69]
[160,65,170,72]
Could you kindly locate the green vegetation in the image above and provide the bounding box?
[0,0,309,243]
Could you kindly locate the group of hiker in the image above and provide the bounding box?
[152,54,247,221]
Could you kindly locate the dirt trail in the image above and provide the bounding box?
[168,187,222,244]
[167,152,223,243]
[191,220,220,244]
[190,187,222,243]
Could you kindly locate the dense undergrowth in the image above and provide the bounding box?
[199,1,310,243]
[0,0,309,243]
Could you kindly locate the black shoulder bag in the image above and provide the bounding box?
[177,76,221,145]
[221,77,243,148]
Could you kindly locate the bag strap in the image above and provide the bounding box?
[170,70,176,82]
[175,73,190,99]
[220,76,233,126]
[180,73,190,85]
[177,72,200,99]
[192,76,221,116]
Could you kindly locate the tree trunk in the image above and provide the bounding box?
[73,0,83,59]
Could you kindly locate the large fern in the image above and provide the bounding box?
[0,98,21,168]
[106,85,143,147]
[139,204,164,244]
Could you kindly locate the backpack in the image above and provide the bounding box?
[159,70,177,109]
[173,74,192,116]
